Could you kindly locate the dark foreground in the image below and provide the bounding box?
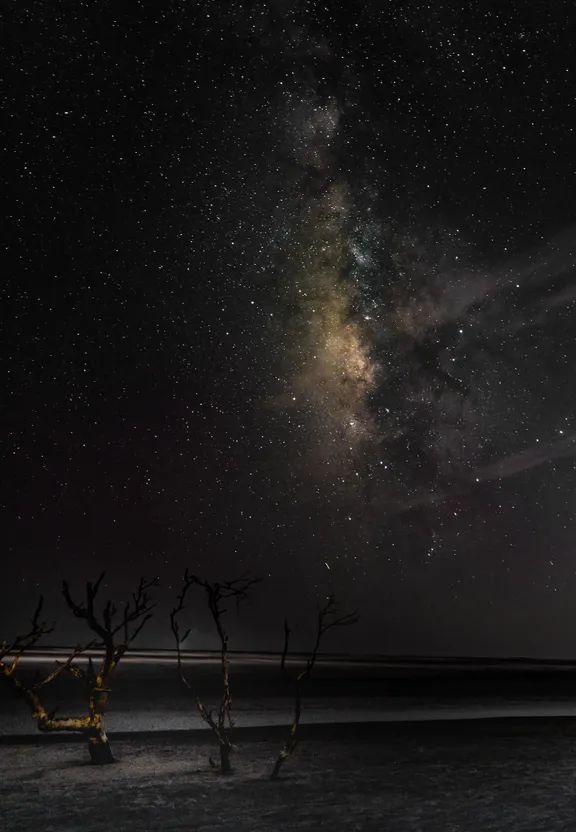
[2,718,576,831]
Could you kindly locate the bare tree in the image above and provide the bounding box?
[2,575,157,764]
[270,594,358,781]
[1,598,93,742]
[57,573,158,763]
[170,570,260,774]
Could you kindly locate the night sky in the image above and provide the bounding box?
[3,2,576,656]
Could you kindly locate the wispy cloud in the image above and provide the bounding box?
[475,433,576,481]
[384,433,576,516]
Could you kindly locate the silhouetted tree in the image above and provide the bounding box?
[271,594,358,780]
[1,575,157,764]
[58,573,157,763]
[170,571,260,775]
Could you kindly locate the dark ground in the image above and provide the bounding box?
[4,658,576,829]
[2,719,576,831]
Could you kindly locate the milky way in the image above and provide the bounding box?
[272,76,485,513]
[276,88,377,481]
[4,2,576,654]
[273,59,576,521]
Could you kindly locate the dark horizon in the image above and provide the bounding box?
[15,645,576,667]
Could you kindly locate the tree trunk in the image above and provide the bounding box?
[219,742,232,775]
[86,726,114,765]
[270,749,286,781]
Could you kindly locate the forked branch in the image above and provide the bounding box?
[0,599,93,733]
[0,597,53,676]
[170,570,261,774]
[271,594,358,780]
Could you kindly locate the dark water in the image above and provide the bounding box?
[4,652,576,715]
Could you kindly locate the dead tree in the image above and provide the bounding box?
[0,598,93,740]
[270,594,358,781]
[170,570,260,775]
[56,573,158,763]
[280,616,291,680]
[2,576,157,764]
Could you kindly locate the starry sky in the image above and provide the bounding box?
[3,1,576,656]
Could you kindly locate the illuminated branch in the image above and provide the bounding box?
[0,599,93,693]
[31,643,94,690]
[0,600,94,739]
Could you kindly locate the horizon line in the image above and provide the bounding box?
[13,646,576,665]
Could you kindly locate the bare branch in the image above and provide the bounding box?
[170,574,195,693]
[0,597,54,675]
[62,575,157,653]
[318,594,359,635]
[64,662,89,680]
[60,572,157,758]
[32,643,95,690]
[271,594,358,780]
[63,576,110,644]
[280,616,291,680]
[171,570,261,774]
[304,595,359,674]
